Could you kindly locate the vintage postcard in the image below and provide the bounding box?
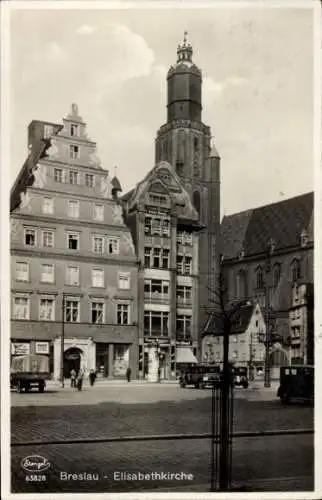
[1,1,321,499]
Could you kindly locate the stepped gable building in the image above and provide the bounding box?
[122,161,202,381]
[10,104,139,380]
[154,32,221,340]
[220,192,313,372]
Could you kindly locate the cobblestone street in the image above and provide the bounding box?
[10,384,314,493]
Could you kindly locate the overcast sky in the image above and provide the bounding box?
[9,5,314,216]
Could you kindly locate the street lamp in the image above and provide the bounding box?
[264,239,274,388]
[60,292,66,388]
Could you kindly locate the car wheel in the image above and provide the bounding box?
[39,383,45,393]
[17,381,23,393]
[243,382,249,389]
[198,380,205,389]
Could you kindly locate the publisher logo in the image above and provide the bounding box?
[21,455,51,473]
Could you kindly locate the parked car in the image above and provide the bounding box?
[179,364,222,389]
[232,366,249,388]
[277,365,314,404]
[10,354,51,393]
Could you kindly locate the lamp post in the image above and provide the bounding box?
[264,240,273,388]
[60,293,65,388]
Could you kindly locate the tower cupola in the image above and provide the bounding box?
[177,31,193,65]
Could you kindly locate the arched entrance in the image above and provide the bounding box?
[64,347,83,378]
[269,346,290,380]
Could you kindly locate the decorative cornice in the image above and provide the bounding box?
[11,247,139,267]
[223,242,314,265]
[25,185,113,204]
[11,212,129,232]
[157,120,211,137]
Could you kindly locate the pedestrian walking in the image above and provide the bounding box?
[70,369,76,388]
[126,367,131,383]
[89,369,96,387]
[76,368,84,391]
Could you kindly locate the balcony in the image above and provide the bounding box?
[176,297,192,307]
[144,329,169,338]
[144,292,170,304]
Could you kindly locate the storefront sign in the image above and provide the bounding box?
[35,342,49,355]
[11,343,30,356]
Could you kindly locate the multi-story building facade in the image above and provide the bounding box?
[10,104,139,379]
[202,302,266,378]
[153,32,221,343]
[220,192,314,373]
[289,282,314,365]
[122,161,201,381]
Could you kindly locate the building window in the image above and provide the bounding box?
[24,228,36,246]
[144,247,169,269]
[144,215,170,236]
[67,200,79,218]
[42,230,54,248]
[118,272,131,290]
[107,238,119,255]
[16,262,29,282]
[255,266,264,289]
[93,203,104,221]
[177,231,193,245]
[301,230,308,248]
[236,269,246,299]
[194,137,199,150]
[66,266,79,286]
[192,191,201,214]
[176,285,192,304]
[39,298,55,321]
[54,168,63,183]
[144,311,169,337]
[233,351,238,359]
[91,301,104,324]
[91,268,104,288]
[273,263,281,288]
[176,315,192,339]
[291,259,301,283]
[177,255,192,275]
[67,232,79,250]
[144,279,169,300]
[69,169,79,184]
[149,194,167,205]
[92,235,104,254]
[43,125,53,138]
[13,297,30,320]
[69,145,79,160]
[176,161,184,176]
[85,173,94,187]
[43,197,53,214]
[117,304,130,325]
[70,124,79,137]
[65,299,80,323]
[41,264,54,283]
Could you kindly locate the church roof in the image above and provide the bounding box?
[221,192,313,260]
[203,302,255,337]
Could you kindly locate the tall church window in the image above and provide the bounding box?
[291,259,301,283]
[255,266,264,289]
[236,269,247,299]
[193,191,201,214]
[176,161,184,177]
[273,263,281,288]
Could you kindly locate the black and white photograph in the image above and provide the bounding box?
[1,0,321,498]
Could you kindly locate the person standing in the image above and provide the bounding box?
[89,369,96,387]
[126,367,131,383]
[70,369,76,388]
[76,368,84,391]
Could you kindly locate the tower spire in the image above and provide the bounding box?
[177,30,193,63]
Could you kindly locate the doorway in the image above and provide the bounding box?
[64,347,83,378]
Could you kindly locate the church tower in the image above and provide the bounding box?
[155,32,221,345]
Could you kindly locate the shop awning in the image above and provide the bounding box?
[176,346,198,364]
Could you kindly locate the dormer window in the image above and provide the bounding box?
[268,238,276,254]
[238,250,244,260]
[43,125,53,139]
[301,230,308,248]
[70,124,79,137]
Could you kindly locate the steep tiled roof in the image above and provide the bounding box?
[221,192,313,260]
[203,303,254,337]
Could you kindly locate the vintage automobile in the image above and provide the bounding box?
[10,354,51,393]
[232,366,249,388]
[277,365,314,404]
[179,364,222,389]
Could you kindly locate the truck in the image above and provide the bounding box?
[10,354,51,393]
